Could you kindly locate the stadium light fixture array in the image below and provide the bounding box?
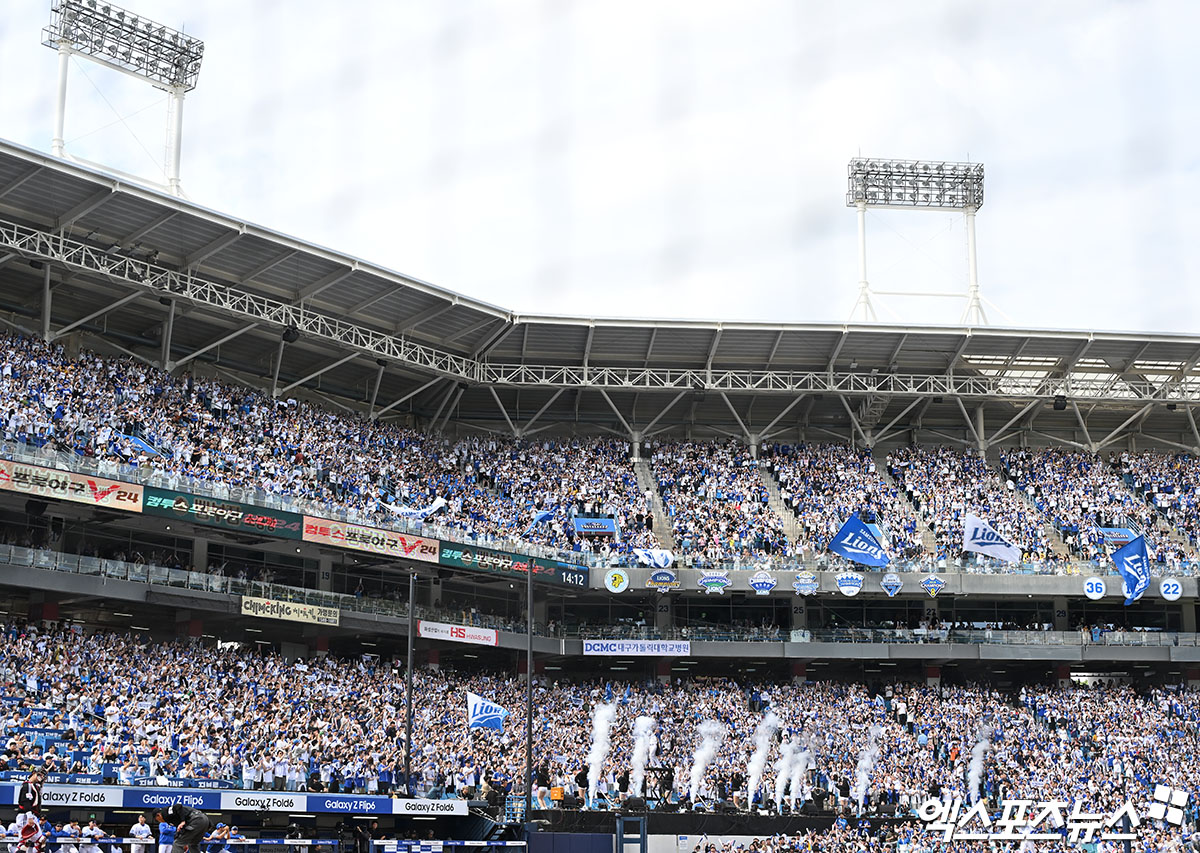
[42,0,205,196]
[43,0,204,91]
[845,157,988,325]
[846,158,984,211]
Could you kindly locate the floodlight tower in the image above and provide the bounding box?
[43,0,205,196]
[845,158,987,325]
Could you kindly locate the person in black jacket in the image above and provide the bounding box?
[16,769,45,853]
[155,805,212,853]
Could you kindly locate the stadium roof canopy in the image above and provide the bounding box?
[2,137,1200,454]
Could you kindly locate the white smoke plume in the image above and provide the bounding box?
[586,703,617,803]
[629,715,656,797]
[788,747,812,811]
[851,725,883,808]
[745,712,780,809]
[772,736,799,812]
[969,726,994,803]
[689,719,727,802]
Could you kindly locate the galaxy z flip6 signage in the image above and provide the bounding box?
[0,784,466,815]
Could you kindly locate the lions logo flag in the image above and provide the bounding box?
[828,516,890,568]
[467,692,510,730]
[633,548,675,568]
[961,515,1021,563]
[1111,535,1151,606]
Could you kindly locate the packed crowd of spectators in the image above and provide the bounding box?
[11,330,1200,575]
[764,443,924,560]
[1118,449,1200,555]
[2,623,1198,846]
[650,441,791,563]
[999,448,1190,566]
[0,333,653,559]
[887,446,1055,566]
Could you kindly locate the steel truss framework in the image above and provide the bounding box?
[5,215,1200,407]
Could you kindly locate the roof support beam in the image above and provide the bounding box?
[642,390,688,436]
[395,301,454,334]
[1029,429,1088,451]
[437,384,466,432]
[488,386,519,436]
[758,395,808,442]
[472,322,516,359]
[826,331,847,373]
[120,210,177,249]
[720,392,750,440]
[373,375,444,418]
[54,188,113,235]
[1071,402,1094,451]
[240,249,298,284]
[947,334,972,373]
[888,334,909,365]
[1188,407,1200,451]
[367,362,386,417]
[838,394,870,446]
[270,339,286,398]
[278,351,359,395]
[430,380,460,427]
[985,399,1040,447]
[872,397,923,445]
[956,396,982,449]
[183,229,244,269]
[1056,338,1094,378]
[1137,433,1195,453]
[174,322,259,368]
[582,325,595,368]
[1095,403,1156,450]
[923,428,969,447]
[766,330,785,367]
[598,390,633,436]
[0,167,42,201]
[446,316,501,345]
[522,388,564,435]
[50,290,142,340]
[643,328,657,368]
[296,267,354,301]
[160,298,176,369]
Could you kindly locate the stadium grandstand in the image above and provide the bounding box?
[2,128,1200,851]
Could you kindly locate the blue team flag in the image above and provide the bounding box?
[827,516,891,568]
[1111,535,1151,606]
[467,692,509,730]
[521,508,556,536]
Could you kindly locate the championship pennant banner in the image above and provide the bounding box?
[0,784,467,815]
[302,517,440,562]
[241,596,341,627]
[0,460,143,511]
[418,619,499,647]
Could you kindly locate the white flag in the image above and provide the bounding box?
[962,514,1021,563]
[633,548,675,568]
[384,496,447,520]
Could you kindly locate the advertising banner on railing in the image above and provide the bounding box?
[0,783,468,815]
[418,619,499,647]
[302,517,440,562]
[0,459,143,511]
[241,595,341,627]
[582,639,690,656]
[438,543,588,588]
[144,487,303,539]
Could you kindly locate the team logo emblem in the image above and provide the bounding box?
[748,570,778,595]
[835,572,864,597]
[920,576,947,598]
[604,568,630,594]
[646,569,680,593]
[792,572,819,596]
[698,570,732,595]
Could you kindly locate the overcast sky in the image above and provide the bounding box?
[4,1,1199,332]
